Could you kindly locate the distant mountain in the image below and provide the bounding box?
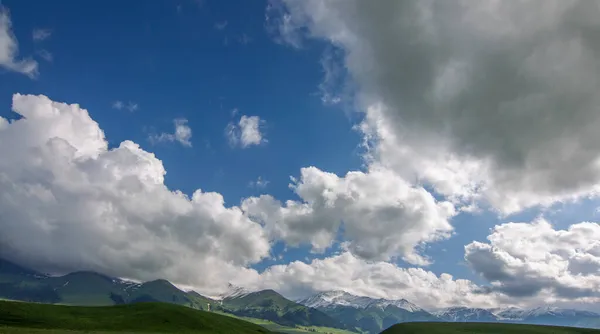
[433,307,498,322]
[0,258,213,309]
[3,258,600,333]
[298,290,423,312]
[297,291,439,333]
[435,306,600,328]
[220,288,347,330]
[0,258,345,331]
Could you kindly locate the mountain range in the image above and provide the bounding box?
[2,258,600,334]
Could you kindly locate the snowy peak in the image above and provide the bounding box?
[216,283,252,300]
[434,307,499,322]
[297,290,424,312]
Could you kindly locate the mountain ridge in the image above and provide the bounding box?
[3,257,600,333]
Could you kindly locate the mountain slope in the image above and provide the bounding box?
[436,306,600,329]
[221,289,346,329]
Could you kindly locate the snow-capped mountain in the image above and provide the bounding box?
[433,307,499,322]
[214,283,252,300]
[297,290,423,312]
[434,305,600,328]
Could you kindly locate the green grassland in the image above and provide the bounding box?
[216,311,357,334]
[381,322,600,334]
[0,300,271,333]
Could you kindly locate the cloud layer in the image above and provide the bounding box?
[3,94,600,311]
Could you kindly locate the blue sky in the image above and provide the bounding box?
[2,0,600,311]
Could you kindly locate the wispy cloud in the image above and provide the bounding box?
[150,118,192,147]
[248,176,269,189]
[32,28,52,42]
[36,49,53,62]
[238,33,252,45]
[0,7,38,78]
[112,100,139,112]
[215,21,228,30]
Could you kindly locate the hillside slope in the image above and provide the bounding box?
[0,300,272,333]
[381,322,600,334]
[221,289,346,330]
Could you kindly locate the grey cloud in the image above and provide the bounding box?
[274,0,600,213]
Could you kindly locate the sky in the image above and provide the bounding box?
[2,0,600,312]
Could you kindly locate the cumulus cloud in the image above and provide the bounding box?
[0,94,268,293]
[465,219,600,304]
[150,118,193,147]
[32,28,51,42]
[0,7,38,77]
[242,166,455,265]
[272,0,600,214]
[226,115,266,148]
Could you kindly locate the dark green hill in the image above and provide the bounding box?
[320,305,438,333]
[47,271,126,305]
[381,322,600,334]
[222,290,346,330]
[125,279,213,310]
[0,300,272,333]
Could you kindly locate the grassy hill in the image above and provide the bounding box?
[381,322,600,334]
[0,300,272,333]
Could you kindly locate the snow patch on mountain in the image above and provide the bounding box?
[297,290,423,312]
[433,307,499,322]
[214,283,252,300]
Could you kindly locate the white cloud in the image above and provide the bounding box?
[226,115,266,148]
[0,7,38,77]
[0,94,268,293]
[150,118,193,147]
[465,218,600,304]
[272,0,600,215]
[112,100,138,112]
[32,28,51,42]
[251,251,497,311]
[249,176,270,189]
[243,166,455,265]
[36,49,53,62]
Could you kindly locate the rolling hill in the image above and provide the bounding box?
[380,322,600,334]
[0,299,271,333]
